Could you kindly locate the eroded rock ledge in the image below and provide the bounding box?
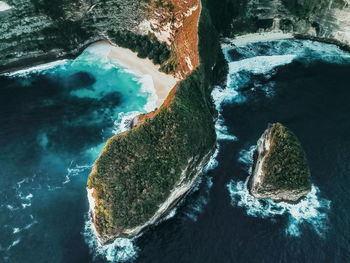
[249,123,312,203]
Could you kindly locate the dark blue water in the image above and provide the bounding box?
[1,40,350,262]
[0,45,153,262]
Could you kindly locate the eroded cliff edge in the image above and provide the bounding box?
[207,0,350,49]
[249,123,312,203]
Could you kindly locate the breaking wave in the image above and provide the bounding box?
[84,213,138,262]
[112,111,142,134]
[226,39,350,64]
[137,74,158,112]
[227,179,331,237]
[2,60,68,77]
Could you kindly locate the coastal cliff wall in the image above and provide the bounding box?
[207,0,350,48]
[0,0,147,71]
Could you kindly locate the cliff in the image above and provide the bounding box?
[207,0,350,49]
[249,123,312,203]
[0,0,145,72]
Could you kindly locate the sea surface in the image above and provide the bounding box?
[1,40,350,262]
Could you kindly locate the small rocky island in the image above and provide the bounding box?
[249,123,312,203]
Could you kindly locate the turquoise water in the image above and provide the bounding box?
[0,44,154,262]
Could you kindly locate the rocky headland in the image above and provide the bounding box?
[249,123,312,203]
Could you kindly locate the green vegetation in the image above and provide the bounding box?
[262,123,311,191]
[87,2,225,238]
[107,30,175,73]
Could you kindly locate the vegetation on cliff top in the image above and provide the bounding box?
[262,123,311,191]
[87,5,225,238]
[107,30,176,73]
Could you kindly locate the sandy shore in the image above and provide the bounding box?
[92,41,178,109]
[224,32,294,47]
[0,1,12,12]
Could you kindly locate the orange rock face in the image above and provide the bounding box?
[171,0,201,76]
[131,0,201,128]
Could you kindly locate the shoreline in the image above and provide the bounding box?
[223,32,294,47]
[222,31,350,54]
[1,40,179,110]
[92,41,179,109]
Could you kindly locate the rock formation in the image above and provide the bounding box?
[249,123,312,203]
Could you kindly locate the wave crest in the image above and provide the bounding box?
[84,213,138,262]
[227,178,331,237]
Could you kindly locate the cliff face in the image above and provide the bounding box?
[207,0,350,48]
[137,0,201,76]
[0,0,149,72]
[249,123,312,203]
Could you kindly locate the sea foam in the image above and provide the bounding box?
[227,179,331,237]
[84,213,138,262]
[2,60,68,77]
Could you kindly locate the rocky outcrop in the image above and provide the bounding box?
[249,123,311,203]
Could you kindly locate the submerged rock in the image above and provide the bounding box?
[249,123,311,203]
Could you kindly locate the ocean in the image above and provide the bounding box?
[1,39,350,262]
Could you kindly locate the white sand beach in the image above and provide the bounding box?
[92,41,179,109]
[0,1,11,12]
[224,32,294,47]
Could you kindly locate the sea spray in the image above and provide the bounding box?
[112,111,143,134]
[84,213,138,262]
[227,179,331,237]
[137,74,158,112]
[1,60,68,77]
